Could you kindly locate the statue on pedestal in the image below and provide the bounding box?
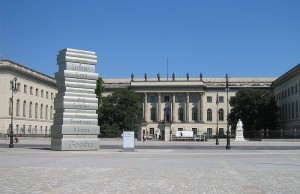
[235,119,246,141]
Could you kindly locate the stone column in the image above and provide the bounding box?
[200,92,203,122]
[172,93,176,122]
[186,93,189,122]
[144,93,148,122]
[198,93,201,122]
[158,92,161,122]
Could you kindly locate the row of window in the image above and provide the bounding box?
[148,107,224,122]
[8,124,50,135]
[10,81,54,100]
[146,95,226,103]
[9,98,53,120]
[279,100,300,121]
[276,83,300,101]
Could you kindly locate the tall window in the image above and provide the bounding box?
[36,88,39,96]
[178,107,184,121]
[164,96,170,102]
[218,96,224,103]
[45,105,48,119]
[192,107,198,121]
[16,99,20,116]
[41,90,44,98]
[207,128,212,137]
[207,109,212,121]
[219,109,224,121]
[164,107,171,122]
[177,96,184,102]
[296,101,299,118]
[50,106,53,120]
[150,107,156,121]
[40,104,43,119]
[191,96,198,102]
[292,102,295,119]
[24,85,27,93]
[29,102,33,118]
[35,103,38,118]
[30,87,33,95]
[46,92,49,99]
[23,101,27,117]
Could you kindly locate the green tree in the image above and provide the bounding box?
[229,88,278,138]
[95,78,104,106]
[98,88,142,137]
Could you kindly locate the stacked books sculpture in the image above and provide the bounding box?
[51,48,100,151]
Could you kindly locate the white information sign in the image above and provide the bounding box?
[123,131,135,152]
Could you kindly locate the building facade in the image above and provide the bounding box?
[103,76,275,140]
[272,64,300,137]
[0,60,57,139]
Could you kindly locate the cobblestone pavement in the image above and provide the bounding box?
[0,139,300,194]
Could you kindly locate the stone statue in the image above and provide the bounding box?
[200,73,203,81]
[157,73,160,81]
[172,72,175,81]
[144,73,147,81]
[186,73,189,80]
[131,73,134,81]
[235,119,246,141]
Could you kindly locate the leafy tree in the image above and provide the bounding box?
[98,88,142,137]
[95,78,104,106]
[229,88,278,138]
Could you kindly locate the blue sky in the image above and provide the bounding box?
[1,0,300,79]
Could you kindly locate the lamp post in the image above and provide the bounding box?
[225,74,231,149]
[216,92,219,145]
[9,77,18,148]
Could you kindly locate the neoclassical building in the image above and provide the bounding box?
[102,76,275,140]
[1,58,299,140]
[0,60,56,138]
[272,64,300,137]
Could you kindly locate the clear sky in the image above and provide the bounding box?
[1,0,300,79]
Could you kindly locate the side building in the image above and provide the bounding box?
[102,76,275,140]
[272,63,300,137]
[0,60,57,139]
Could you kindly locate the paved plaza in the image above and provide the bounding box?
[0,138,300,194]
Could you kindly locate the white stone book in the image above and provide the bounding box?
[52,134,99,139]
[57,56,97,65]
[51,138,100,151]
[55,95,98,104]
[54,101,98,110]
[59,48,96,56]
[55,70,99,80]
[55,77,97,84]
[62,92,97,98]
[55,109,97,114]
[57,86,96,94]
[51,125,100,135]
[56,81,97,89]
[53,117,98,125]
[64,52,97,59]
[58,63,96,73]
[54,112,98,119]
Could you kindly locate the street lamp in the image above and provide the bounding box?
[216,92,219,145]
[9,77,18,148]
[225,74,231,150]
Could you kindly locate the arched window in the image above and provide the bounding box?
[151,107,156,121]
[45,105,48,119]
[23,101,27,117]
[16,99,20,116]
[29,102,33,118]
[219,109,224,121]
[178,107,184,121]
[207,109,212,121]
[192,107,198,121]
[35,103,38,118]
[40,104,43,119]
